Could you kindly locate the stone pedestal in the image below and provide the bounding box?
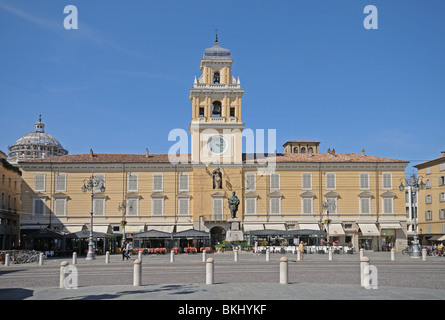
[225,218,244,241]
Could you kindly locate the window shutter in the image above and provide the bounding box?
[128,174,138,192]
[54,199,66,216]
[178,198,189,215]
[360,173,369,190]
[127,199,138,216]
[153,174,163,192]
[94,198,104,216]
[270,173,280,190]
[34,199,44,215]
[302,173,312,190]
[383,198,393,214]
[34,174,45,191]
[245,174,256,191]
[213,198,222,219]
[245,198,256,214]
[153,199,163,215]
[360,198,370,214]
[55,174,66,192]
[326,173,336,190]
[270,198,280,214]
[382,173,392,189]
[179,173,189,191]
[94,174,105,192]
[303,198,312,214]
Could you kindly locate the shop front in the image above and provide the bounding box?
[358,223,380,251]
[65,230,117,255]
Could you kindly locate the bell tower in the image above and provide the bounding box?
[189,36,245,164]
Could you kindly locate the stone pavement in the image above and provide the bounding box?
[1,251,444,301]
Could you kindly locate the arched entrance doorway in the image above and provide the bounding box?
[210,226,226,246]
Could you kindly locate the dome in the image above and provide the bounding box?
[8,115,68,161]
[203,36,231,60]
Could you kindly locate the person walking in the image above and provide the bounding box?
[124,241,131,260]
[299,241,305,260]
[254,240,259,255]
[121,241,126,261]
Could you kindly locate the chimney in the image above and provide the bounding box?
[361,149,365,156]
[145,148,149,158]
[441,151,445,158]
[90,148,94,158]
[331,148,335,156]
[327,148,331,154]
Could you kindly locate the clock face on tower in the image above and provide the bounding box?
[207,135,227,155]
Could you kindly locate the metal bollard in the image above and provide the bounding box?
[360,256,370,287]
[328,248,332,261]
[422,248,427,261]
[170,250,175,263]
[360,248,364,260]
[280,256,288,284]
[391,249,395,261]
[39,252,44,265]
[5,253,10,266]
[133,259,142,286]
[206,258,214,285]
[202,249,206,262]
[59,261,69,289]
[234,249,239,262]
[72,252,77,265]
[266,248,270,262]
[105,251,110,264]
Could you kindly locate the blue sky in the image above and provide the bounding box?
[0,0,444,174]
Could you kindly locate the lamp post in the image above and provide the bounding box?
[322,200,336,248]
[118,200,132,247]
[82,175,105,260]
[399,173,425,258]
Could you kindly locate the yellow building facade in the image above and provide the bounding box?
[0,150,21,249]
[415,151,445,243]
[17,38,409,252]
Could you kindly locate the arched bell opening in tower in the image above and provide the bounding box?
[212,101,222,117]
[213,72,220,84]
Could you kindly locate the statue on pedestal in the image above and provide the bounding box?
[228,191,240,219]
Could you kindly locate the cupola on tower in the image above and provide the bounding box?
[189,35,245,165]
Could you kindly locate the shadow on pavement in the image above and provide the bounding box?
[0,288,34,300]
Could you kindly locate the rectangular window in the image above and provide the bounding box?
[178,173,189,192]
[270,173,280,191]
[382,173,392,189]
[383,198,393,214]
[245,198,257,214]
[326,198,337,214]
[153,174,163,192]
[245,173,256,191]
[127,198,139,216]
[302,198,313,214]
[55,173,66,192]
[152,198,164,215]
[439,209,445,220]
[199,107,204,117]
[213,198,223,219]
[302,173,312,190]
[0,193,4,209]
[326,173,336,190]
[94,174,105,193]
[439,176,445,186]
[426,167,431,174]
[440,163,445,171]
[425,195,433,204]
[178,198,189,215]
[93,198,105,216]
[34,174,45,191]
[128,173,138,192]
[230,107,235,117]
[425,211,432,221]
[270,198,281,214]
[360,198,371,214]
[360,173,370,190]
[33,198,45,215]
[54,198,66,216]
[439,192,445,202]
[426,179,431,188]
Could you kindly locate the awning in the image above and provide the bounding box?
[298,223,320,231]
[328,224,345,236]
[428,234,445,241]
[264,223,286,231]
[438,235,445,241]
[173,229,210,238]
[150,225,175,233]
[124,225,145,233]
[65,230,115,239]
[380,223,402,229]
[133,229,172,239]
[63,225,86,233]
[92,225,111,234]
[243,224,264,231]
[358,224,380,236]
[176,225,194,232]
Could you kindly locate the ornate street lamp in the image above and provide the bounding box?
[322,200,336,248]
[82,175,105,260]
[118,200,132,246]
[399,173,425,258]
